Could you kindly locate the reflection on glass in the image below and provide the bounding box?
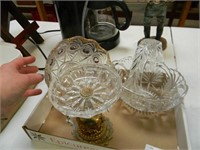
[45,36,111,86]
[49,63,122,118]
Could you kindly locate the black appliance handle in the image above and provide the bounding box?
[110,0,132,30]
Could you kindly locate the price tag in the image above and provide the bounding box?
[145,144,162,150]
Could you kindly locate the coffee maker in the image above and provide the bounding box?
[54,1,132,50]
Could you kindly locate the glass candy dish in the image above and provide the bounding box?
[45,36,111,86]
[48,63,122,118]
[121,60,188,113]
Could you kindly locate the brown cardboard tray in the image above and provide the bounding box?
[23,94,190,150]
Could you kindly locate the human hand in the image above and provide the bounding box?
[0,56,44,109]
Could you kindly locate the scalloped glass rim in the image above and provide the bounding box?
[44,36,111,86]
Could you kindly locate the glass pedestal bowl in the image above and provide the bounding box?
[48,63,122,145]
[45,36,121,146]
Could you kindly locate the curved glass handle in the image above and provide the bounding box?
[110,0,132,30]
[112,56,133,82]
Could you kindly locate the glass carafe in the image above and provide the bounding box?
[84,0,132,50]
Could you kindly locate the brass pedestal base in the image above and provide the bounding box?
[72,114,113,146]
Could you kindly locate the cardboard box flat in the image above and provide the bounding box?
[1,85,36,132]
[1,97,26,132]
[23,94,190,149]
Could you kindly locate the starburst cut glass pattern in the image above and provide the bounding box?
[131,39,164,70]
[48,63,122,118]
[121,60,188,113]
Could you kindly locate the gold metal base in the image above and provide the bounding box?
[72,114,113,146]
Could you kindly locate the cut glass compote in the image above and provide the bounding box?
[45,36,122,146]
[48,63,122,146]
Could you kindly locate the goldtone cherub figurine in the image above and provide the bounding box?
[143,0,169,50]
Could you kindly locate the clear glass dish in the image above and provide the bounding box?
[121,60,188,113]
[48,63,122,118]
